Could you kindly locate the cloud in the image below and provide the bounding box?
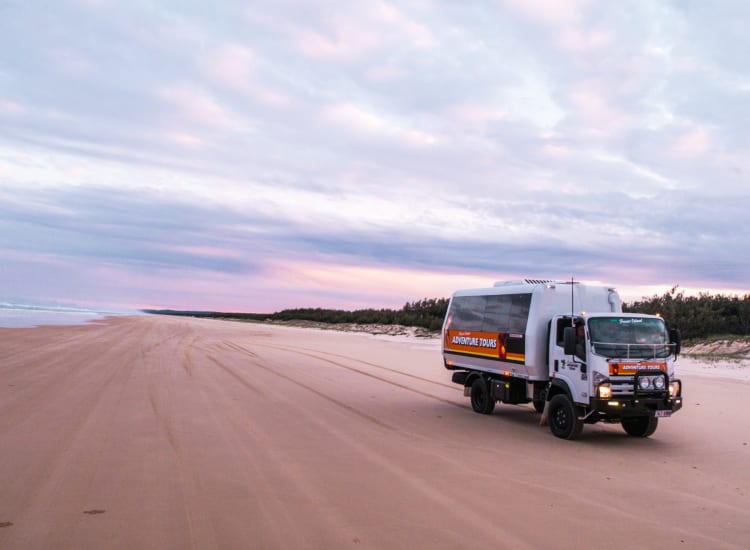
[321,102,438,147]
[671,127,712,156]
[164,131,205,150]
[200,43,259,89]
[0,99,25,116]
[156,84,241,131]
[285,1,435,61]
[45,48,92,75]
[1,1,749,311]
[558,26,613,51]
[265,259,494,309]
[502,0,591,25]
[566,81,631,137]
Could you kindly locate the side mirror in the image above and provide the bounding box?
[563,326,577,356]
[670,327,681,356]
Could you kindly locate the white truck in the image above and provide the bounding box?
[442,279,683,439]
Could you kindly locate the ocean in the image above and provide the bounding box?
[0,303,138,328]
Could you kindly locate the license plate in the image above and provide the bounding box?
[655,410,672,418]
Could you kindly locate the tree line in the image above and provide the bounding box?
[146,288,750,340]
[145,297,449,331]
[622,286,750,340]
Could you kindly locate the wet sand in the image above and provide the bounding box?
[0,315,748,549]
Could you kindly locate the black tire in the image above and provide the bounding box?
[548,394,583,440]
[470,378,495,414]
[622,415,658,437]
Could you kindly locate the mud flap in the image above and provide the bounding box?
[539,400,550,427]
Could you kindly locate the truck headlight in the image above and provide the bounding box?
[654,377,666,390]
[638,377,652,390]
[592,371,609,386]
[669,380,681,397]
[598,383,612,399]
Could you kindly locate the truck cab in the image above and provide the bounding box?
[545,313,683,438]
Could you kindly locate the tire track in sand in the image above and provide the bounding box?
[222,340,465,410]
[210,342,396,430]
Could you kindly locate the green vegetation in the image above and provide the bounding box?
[623,286,750,340]
[145,297,450,331]
[147,287,750,340]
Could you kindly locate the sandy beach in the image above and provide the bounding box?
[1,315,748,549]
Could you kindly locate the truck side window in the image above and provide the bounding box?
[556,318,573,346]
[574,322,586,361]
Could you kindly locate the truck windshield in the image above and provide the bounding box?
[588,317,671,359]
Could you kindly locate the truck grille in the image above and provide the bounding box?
[610,375,668,397]
[610,376,635,396]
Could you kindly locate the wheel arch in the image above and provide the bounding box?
[464,370,486,388]
[546,379,572,401]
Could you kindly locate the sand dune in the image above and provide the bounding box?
[1,315,748,549]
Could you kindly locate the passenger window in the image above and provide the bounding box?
[452,295,486,331]
[481,293,531,333]
[509,293,531,333]
[482,295,512,331]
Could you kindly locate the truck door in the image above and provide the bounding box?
[549,316,590,404]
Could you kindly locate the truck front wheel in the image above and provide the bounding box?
[470,378,495,414]
[548,394,583,439]
[621,415,658,437]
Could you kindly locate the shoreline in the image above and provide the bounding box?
[7,311,750,364]
[3,312,749,382]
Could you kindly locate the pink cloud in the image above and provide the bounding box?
[249,87,293,109]
[73,0,112,8]
[200,43,258,90]
[369,1,435,48]
[266,259,493,309]
[165,131,205,150]
[503,0,611,57]
[323,102,438,147]
[541,143,570,158]
[568,82,630,136]
[152,244,245,260]
[502,0,591,25]
[199,44,292,108]
[558,26,613,51]
[289,2,434,61]
[0,98,24,116]
[671,128,711,157]
[156,84,240,131]
[324,103,386,134]
[46,48,92,75]
[675,56,701,73]
[444,102,506,131]
[365,62,407,83]
[294,29,374,60]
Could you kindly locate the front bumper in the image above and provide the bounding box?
[591,394,683,420]
[591,375,683,420]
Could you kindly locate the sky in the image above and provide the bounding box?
[1,0,749,313]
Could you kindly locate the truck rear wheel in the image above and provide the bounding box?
[470,378,495,414]
[548,394,583,439]
[621,415,658,437]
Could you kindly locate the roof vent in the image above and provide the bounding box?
[524,278,555,285]
[493,278,555,287]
